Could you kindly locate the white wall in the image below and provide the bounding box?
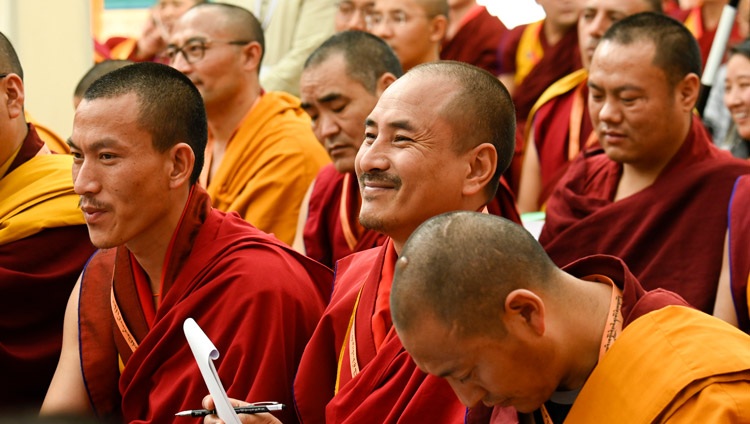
[0,0,92,139]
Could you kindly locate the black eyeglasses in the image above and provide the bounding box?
[165,39,251,65]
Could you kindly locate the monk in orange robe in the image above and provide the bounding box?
[392,211,750,424]
[202,61,520,424]
[0,32,95,412]
[517,0,663,213]
[540,13,750,314]
[168,4,329,245]
[41,63,332,424]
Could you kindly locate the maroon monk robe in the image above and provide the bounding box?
[466,254,692,424]
[531,82,595,206]
[728,175,750,332]
[670,7,745,70]
[0,124,95,411]
[440,5,506,75]
[294,204,522,424]
[78,186,332,423]
[303,165,387,269]
[500,23,581,194]
[294,243,468,424]
[486,176,521,223]
[540,115,750,313]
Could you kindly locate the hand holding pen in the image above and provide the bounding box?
[182,396,284,424]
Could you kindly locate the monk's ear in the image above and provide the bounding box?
[428,14,448,44]
[375,72,398,97]
[677,72,700,113]
[462,142,497,198]
[241,41,263,73]
[167,142,195,189]
[503,289,545,337]
[3,73,24,120]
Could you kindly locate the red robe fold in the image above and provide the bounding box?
[294,243,467,424]
[294,205,521,423]
[728,175,750,332]
[531,80,594,205]
[440,5,506,75]
[540,116,750,313]
[500,22,581,194]
[0,125,95,411]
[78,186,332,423]
[303,165,387,269]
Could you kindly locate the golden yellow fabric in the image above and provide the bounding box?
[514,20,545,87]
[109,38,138,60]
[524,68,588,141]
[24,112,69,154]
[0,154,85,245]
[567,306,750,423]
[206,91,329,245]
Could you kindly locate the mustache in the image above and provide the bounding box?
[359,171,402,189]
[79,196,109,211]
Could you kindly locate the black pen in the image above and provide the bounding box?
[176,404,285,417]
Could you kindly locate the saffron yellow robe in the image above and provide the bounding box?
[567,306,750,422]
[205,91,329,245]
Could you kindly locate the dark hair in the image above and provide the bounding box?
[392,211,557,336]
[0,31,23,79]
[602,12,701,87]
[409,61,515,201]
[729,37,750,61]
[304,30,403,93]
[74,60,133,100]
[191,2,266,66]
[83,62,207,185]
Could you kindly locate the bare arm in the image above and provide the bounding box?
[517,133,542,213]
[41,276,92,415]
[714,231,740,327]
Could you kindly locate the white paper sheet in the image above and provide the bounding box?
[183,318,242,424]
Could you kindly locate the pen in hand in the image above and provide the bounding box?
[176,403,285,418]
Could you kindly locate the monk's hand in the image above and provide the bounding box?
[201,396,282,424]
[134,7,167,60]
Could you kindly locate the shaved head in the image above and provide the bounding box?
[0,32,23,79]
[391,211,558,337]
[187,3,265,63]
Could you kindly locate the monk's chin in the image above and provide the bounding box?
[359,215,387,234]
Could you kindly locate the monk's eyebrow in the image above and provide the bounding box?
[66,138,77,149]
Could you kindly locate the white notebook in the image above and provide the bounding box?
[183,317,242,424]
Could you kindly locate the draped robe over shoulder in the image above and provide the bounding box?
[203,91,330,245]
[440,5,506,75]
[294,201,521,424]
[728,175,750,332]
[0,124,95,410]
[78,186,333,423]
[303,165,387,269]
[541,116,750,312]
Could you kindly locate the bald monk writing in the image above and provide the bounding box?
[393,211,750,423]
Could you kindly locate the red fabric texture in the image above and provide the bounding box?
[440,6,507,75]
[303,165,387,269]
[728,175,750,332]
[510,26,580,126]
[0,125,95,411]
[466,254,691,423]
[540,116,750,313]
[294,244,466,424]
[78,186,333,423]
[531,81,594,205]
[486,176,522,225]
